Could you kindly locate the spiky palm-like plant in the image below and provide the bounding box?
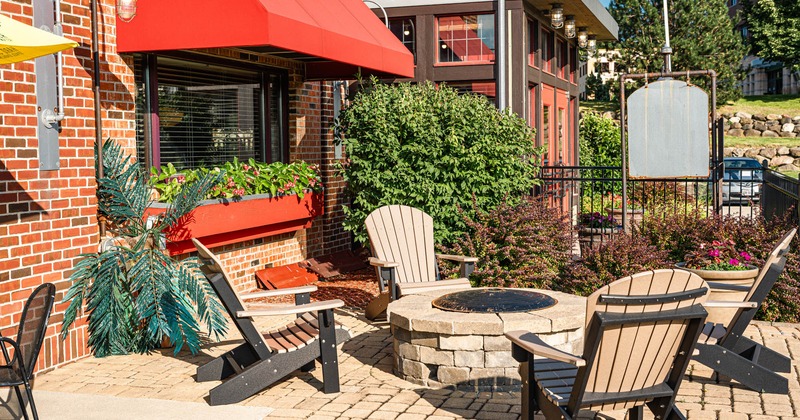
[62,140,228,356]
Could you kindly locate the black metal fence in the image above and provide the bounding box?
[537,165,797,252]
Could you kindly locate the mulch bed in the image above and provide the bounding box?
[249,267,379,309]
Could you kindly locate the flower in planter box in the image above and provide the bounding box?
[150,158,322,203]
[684,239,753,271]
[579,212,617,229]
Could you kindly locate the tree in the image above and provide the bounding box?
[585,73,612,101]
[745,0,800,72]
[608,0,748,104]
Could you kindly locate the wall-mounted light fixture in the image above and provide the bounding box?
[564,16,576,38]
[577,28,588,47]
[587,35,597,53]
[116,0,137,22]
[550,4,564,29]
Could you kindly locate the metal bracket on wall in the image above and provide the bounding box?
[34,0,60,171]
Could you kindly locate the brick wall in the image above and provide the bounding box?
[0,3,351,374]
[0,0,133,373]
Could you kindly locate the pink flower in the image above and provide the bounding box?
[243,164,251,171]
[233,188,245,196]
[729,258,740,266]
[739,251,751,262]
[708,249,721,257]
[253,171,260,176]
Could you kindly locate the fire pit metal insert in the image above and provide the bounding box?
[431,288,557,313]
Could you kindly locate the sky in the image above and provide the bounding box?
[601,0,610,7]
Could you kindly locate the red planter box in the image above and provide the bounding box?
[145,192,324,255]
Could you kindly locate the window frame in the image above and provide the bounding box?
[389,17,417,64]
[541,27,554,74]
[135,53,290,170]
[435,13,496,65]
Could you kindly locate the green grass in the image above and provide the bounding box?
[580,101,617,114]
[726,136,800,148]
[719,94,800,116]
[784,171,800,178]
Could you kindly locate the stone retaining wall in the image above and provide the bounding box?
[723,146,800,172]
[722,112,800,139]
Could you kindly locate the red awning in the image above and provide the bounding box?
[117,0,414,79]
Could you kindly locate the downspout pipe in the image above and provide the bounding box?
[90,0,105,237]
[496,0,507,110]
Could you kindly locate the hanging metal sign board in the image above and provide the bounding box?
[627,79,709,178]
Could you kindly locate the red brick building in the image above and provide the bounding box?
[0,0,411,372]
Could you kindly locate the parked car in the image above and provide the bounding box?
[722,157,764,203]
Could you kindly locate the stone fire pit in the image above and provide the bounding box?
[387,287,586,391]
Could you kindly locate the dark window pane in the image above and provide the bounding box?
[389,18,416,63]
[268,73,284,163]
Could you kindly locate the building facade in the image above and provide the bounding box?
[0,0,411,372]
[728,0,799,95]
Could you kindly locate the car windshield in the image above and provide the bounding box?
[725,159,762,169]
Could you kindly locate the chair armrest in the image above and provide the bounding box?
[240,285,318,300]
[704,300,758,309]
[238,299,345,317]
[436,254,479,263]
[505,330,586,367]
[0,337,23,371]
[369,257,399,268]
[706,281,751,292]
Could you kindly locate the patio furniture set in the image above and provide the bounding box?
[0,205,794,420]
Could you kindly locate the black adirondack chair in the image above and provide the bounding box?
[692,228,796,394]
[192,238,351,405]
[0,283,56,420]
[506,269,709,420]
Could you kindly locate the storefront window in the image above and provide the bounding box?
[437,14,495,63]
[447,81,496,103]
[135,55,287,170]
[541,28,553,73]
[528,18,538,67]
[389,18,416,63]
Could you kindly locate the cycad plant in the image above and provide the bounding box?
[61,140,228,356]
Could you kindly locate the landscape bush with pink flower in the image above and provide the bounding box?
[683,238,753,271]
[149,158,322,203]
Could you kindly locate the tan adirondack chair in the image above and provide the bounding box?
[363,205,476,320]
[191,238,352,405]
[693,228,796,394]
[506,269,709,420]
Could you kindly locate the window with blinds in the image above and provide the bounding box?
[134,55,287,171]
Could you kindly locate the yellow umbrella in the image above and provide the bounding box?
[0,14,78,64]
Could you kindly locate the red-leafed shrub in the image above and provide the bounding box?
[441,198,573,290]
[557,234,670,296]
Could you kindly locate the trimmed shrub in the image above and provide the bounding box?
[442,198,573,290]
[337,80,541,246]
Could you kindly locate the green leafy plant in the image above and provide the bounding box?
[61,140,228,356]
[149,158,322,203]
[337,79,542,245]
[684,239,753,271]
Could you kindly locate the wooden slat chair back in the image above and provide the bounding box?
[581,270,707,412]
[191,238,351,405]
[507,269,708,420]
[194,239,274,356]
[693,228,796,394]
[365,205,437,286]
[363,205,475,320]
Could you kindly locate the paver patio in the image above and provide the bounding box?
[21,308,800,419]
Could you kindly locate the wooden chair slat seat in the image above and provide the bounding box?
[191,238,352,405]
[506,269,709,420]
[363,205,476,320]
[691,228,797,394]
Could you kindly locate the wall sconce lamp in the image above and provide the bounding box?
[577,28,588,47]
[550,4,564,29]
[116,0,137,22]
[587,35,597,53]
[564,16,576,38]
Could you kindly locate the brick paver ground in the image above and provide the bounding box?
[32,309,800,419]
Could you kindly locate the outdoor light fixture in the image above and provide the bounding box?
[577,28,588,47]
[116,0,137,22]
[550,3,564,29]
[587,35,597,52]
[564,16,576,38]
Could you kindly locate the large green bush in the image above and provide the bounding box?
[578,112,620,169]
[337,80,541,245]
